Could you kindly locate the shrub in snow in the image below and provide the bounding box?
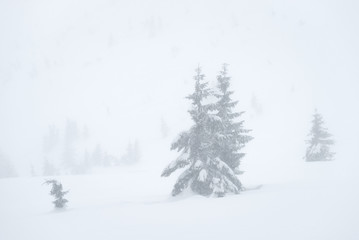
[161,66,251,197]
[44,179,69,208]
[305,110,335,162]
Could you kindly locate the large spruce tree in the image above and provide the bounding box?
[305,110,335,162]
[161,66,242,197]
[213,64,253,174]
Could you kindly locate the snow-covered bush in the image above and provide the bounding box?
[44,179,69,208]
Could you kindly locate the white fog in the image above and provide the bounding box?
[0,0,358,239]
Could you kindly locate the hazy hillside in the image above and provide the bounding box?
[1,0,358,174]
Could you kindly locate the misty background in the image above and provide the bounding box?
[0,0,359,181]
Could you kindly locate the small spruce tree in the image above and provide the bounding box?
[213,64,253,173]
[44,179,69,208]
[305,110,335,162]
[161,66,242,197]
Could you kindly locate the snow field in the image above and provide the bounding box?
[1,160,358,240]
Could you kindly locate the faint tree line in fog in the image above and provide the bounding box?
[41,119,141,176]
[0,152,17,178]
[0,67,335,180]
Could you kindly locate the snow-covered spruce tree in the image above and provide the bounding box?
[305,110,335,162]
[213,64,253,174]
[44,179,69,208]
[161,66,242,197]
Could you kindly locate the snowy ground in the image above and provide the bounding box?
[1,160,358,240]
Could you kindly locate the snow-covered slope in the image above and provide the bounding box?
[0,161,358,240]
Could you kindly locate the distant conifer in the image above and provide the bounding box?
[305,110,335,162]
